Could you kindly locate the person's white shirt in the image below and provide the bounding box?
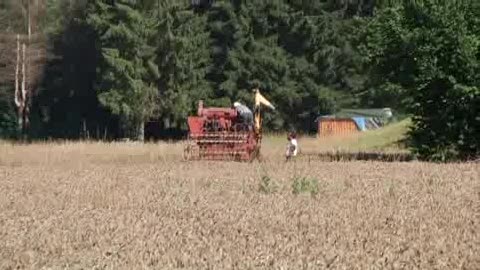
[291,138,298,156]
[286,138,298,158]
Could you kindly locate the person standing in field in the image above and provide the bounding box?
[286,132,298,161]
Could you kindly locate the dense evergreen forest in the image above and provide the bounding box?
[0,0,478,160]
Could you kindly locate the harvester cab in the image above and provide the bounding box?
[183,89,275,161]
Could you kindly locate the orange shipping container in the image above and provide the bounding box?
[317,118,359,137]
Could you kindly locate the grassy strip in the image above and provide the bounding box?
[299,150,415,162]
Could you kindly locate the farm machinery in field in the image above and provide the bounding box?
[183,89,275,161]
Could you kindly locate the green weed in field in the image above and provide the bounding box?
[259,175,277,194]
[292,176,319,196]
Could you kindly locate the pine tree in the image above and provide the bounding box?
[156,1,212,130]
[86,0,158,140]
[207,1,291,130]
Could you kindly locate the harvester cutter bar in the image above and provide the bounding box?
[183,131,255,161]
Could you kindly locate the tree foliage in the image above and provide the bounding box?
[363,1,480,160]
[86,0,158,140]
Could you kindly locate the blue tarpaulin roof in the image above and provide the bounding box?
[352,117,366,131]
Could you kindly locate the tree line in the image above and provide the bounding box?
[0,0,478,161]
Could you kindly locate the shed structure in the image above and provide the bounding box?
[317,116,360,137]
[316,108,393,137]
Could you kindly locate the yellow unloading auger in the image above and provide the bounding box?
[253,88,276,152]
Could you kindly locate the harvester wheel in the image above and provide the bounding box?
[234,153,242,162]
[183,144,193,161]
[249,147,261,163]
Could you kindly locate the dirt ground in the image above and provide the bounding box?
[0,142,479,269]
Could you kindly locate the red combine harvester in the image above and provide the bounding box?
[183,89,275,161]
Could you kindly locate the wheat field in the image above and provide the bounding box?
[0,141,479,269]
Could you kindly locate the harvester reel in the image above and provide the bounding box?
[233,123,251,132]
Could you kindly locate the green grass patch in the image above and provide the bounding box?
[292,176,319,196]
